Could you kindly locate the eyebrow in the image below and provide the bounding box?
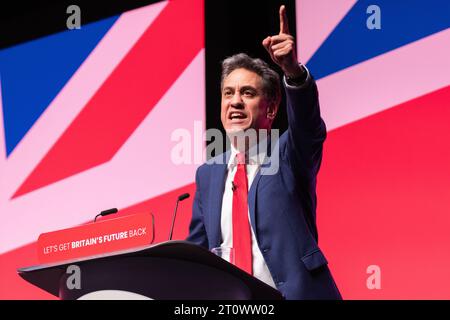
[240,86,258,92]
[222,85,258,92]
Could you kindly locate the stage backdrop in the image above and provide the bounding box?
[1,0,449,299]
[297,0,450,299]
[0,0,204,299]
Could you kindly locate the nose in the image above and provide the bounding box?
[230,92,244,108]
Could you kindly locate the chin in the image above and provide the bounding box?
[225,125,250,135]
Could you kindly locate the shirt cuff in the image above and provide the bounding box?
[283,64,311,89]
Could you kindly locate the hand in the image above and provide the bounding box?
[262,5,304,79]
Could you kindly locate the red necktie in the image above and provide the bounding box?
[232,153,253,275]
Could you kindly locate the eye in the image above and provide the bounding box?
[243,90,255,97]
[223,90,232,97]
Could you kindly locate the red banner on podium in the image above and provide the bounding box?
[37,212,153,264]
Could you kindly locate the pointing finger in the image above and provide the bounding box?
[279,5,290,35]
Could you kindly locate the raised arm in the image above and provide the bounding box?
[262,5,326,179]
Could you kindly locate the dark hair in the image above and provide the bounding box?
[221,53,281,106]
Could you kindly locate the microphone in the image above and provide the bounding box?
[168,193,190,240]
[94,208,118,222]
[178,193,190,201]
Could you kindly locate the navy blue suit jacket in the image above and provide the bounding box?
[187,76,341,300]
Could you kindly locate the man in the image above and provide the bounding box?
[187,5,341,300]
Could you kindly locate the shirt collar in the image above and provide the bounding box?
[227,136,268,170]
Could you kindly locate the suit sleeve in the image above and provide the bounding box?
[186,166,209,248]
[284,71,327,180]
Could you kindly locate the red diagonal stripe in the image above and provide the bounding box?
[13,0,204,198]
[318,85,450,299]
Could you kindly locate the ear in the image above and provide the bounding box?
[266,103,278,121]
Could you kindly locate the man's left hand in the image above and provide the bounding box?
[262,5,305,79]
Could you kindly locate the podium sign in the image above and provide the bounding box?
[37,212,153,264]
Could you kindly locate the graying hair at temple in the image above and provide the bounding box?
[221,53,282,106]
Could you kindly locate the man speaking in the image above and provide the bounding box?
[187,5,341,300]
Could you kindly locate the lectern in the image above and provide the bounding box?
[18,241,283,300]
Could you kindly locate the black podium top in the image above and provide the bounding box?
[18,241,283,300]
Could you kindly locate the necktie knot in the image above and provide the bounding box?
[236,152,246,165]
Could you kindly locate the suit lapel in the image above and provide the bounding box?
[207,152,229,248]
[248,170,261,238]
[248,135,274,241]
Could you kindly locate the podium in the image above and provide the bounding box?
[18,241,283,300]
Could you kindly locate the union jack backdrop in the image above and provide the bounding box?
[0,0,449,299]
[0,0,204,299]
[297,0,450,299]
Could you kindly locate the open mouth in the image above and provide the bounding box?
[228,111,247,121]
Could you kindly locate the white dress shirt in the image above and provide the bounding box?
[219,140,277,288]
